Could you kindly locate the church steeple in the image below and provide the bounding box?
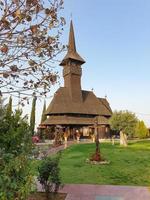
[68,20,76,53]
[60,21,85,102]
[60,20,85,66]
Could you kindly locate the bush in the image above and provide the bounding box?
[38,153,62,200]
[0,107,33,200]
[135,121,149,139]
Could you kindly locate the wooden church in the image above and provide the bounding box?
[42,21,112,138]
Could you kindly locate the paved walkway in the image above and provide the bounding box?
[46,141,75,155]
[37,183,150,200]
[46,140,92,156]
[36,141,77,159]
[62,184,150,200]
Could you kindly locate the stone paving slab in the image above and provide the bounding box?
[37,180,150,200]
[95,196,123,200]
[46,141,76,156]
[59,184,150,200]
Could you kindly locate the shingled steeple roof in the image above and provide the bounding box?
[60,20,85,66]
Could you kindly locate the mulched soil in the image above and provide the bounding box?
[28,192,66,200]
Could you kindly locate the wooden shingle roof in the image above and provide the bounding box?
[43,115,110,125]
[45,87,112,116]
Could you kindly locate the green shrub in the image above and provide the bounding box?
[0,99,33,200]
[135,120,149,139]
[38,153,62,200]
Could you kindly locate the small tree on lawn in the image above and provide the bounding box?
[135,120,149,139]
[109,110,138,146]
[38,153,62,200]
[30,96,37,135]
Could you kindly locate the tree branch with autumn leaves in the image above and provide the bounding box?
[0,0,66,101]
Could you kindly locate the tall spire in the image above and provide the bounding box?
[60,20,85,66]
[68,20,76,53]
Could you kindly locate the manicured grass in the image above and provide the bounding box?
[59,140,150,186]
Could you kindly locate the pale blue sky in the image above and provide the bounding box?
[57,0,150,126]
[20,0,150,127]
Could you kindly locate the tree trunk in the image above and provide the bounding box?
[120,131,127,146]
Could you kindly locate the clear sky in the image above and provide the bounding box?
[60,0,150,126]
[11,0,150,128]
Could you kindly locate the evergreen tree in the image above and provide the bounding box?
[41,100,47,123]
[135,120,148,139]
[30,97,37,135]
[6,96,12,117]
[0,96,4,110]
[0,97,5,119]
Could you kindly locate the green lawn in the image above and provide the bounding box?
[59,140,150,186]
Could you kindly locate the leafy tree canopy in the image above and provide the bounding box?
[109,110,138,138]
